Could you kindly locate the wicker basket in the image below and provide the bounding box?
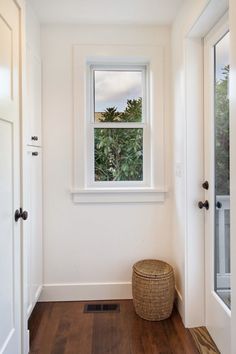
[132,259,175,321]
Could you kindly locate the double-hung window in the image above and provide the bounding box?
[88,65,148,187]
[72,44,166,203]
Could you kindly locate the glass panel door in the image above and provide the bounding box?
[214,32,231,308]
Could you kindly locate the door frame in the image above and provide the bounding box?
[229,1,236,352]
[183,0,229,328]
[18,0,32,352]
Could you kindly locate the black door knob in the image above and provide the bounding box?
[198,200,209,210]
[21,210,28,220]
[15,208,29,222]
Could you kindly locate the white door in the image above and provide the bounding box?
[0,0,23,353]
[203,15,231,353]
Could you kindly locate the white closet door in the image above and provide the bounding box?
[25,147,43,317]
[0,0,22,353]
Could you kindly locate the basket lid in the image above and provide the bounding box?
[133,259,173,278]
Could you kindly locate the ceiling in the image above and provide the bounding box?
[29,0,185,25]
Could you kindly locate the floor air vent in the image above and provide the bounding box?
[84,303,120,313]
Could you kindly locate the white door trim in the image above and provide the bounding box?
[229,1,236,352]
[16,0,32,352]
[13,0,29,353]
[183,0,229,328]
[12,0,30,353]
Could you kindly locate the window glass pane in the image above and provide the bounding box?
[94,128,143,181]
[214,32,230,308]
[94,70,143,122]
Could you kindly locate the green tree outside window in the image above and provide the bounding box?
[215,65,229,195]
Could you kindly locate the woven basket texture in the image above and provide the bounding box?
[132,259,175,321]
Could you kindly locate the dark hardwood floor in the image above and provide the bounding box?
[29,300,199,354]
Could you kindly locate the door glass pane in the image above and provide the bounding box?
[214,32,230,308]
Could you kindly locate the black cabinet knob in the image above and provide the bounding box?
[202,181,209,190]
[216,201,222,209]
[198,200,209,210]
[15,208,28,222]
[32,152,38,156]
[31,136,38,141]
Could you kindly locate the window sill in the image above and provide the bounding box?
[71,187,168,204]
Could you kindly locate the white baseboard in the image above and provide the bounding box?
[175,287,184,322]
[35,285,43,302]
[27,285,43,319]
[39,282,132,302]
[26,330,30,354]
[24,330,29,354]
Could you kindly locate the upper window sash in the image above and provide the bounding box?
[88,64,148,125]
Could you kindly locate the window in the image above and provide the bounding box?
[72,44,166,203]
[88,65,148,186]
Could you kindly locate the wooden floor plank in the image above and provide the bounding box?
[65,303,93,354]
[162,311,198,354]
[29,300,199,354]
[189,327,220,354]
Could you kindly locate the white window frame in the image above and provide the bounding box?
[87,63,149,188]
[71,44,167,203]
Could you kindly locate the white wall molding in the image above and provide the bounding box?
[71,188,168,203]
[39,282,132,302]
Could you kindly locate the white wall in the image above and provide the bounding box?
[25,0,40,57]
[40,25,173,301]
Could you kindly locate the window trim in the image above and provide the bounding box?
[87,63,149,187]
[72,44,167,203]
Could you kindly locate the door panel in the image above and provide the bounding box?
[30,149,43,308]
[26,46,42,146]
[204,16,231,354]
[0,0,21,353]
[0,121,14,350]
[25,147,43,317]
[0,16,12,100]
